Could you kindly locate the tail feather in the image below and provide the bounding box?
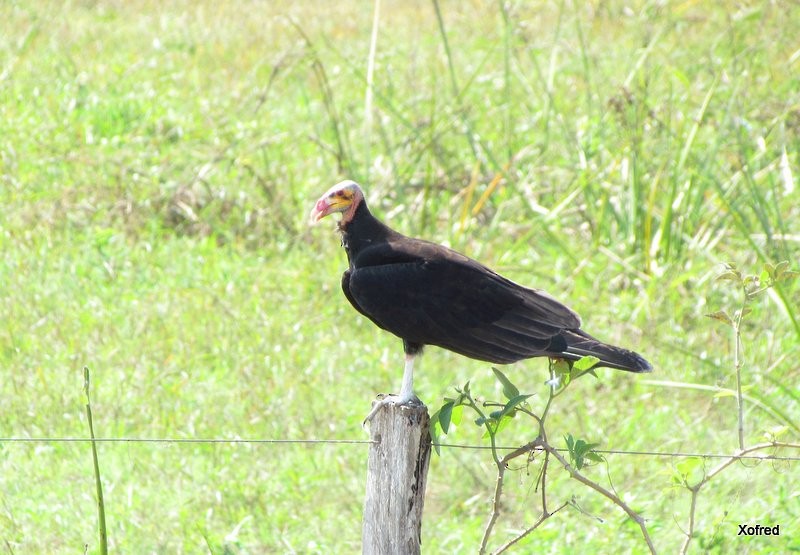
[562,329,652,373]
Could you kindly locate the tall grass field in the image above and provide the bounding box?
[1,0,798,552]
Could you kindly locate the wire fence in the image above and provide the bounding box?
[2,436,800,461]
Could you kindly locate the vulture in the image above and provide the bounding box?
[310,180,652,421]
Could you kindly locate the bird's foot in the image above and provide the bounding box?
[362,393,421,429]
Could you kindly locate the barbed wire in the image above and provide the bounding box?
[2,437,799,461]
[0,437,375,445]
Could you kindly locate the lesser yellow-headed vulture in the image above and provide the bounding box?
[311,180,651,420]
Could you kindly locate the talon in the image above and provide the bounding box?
[362,392,422,430]
[362,396,393,429]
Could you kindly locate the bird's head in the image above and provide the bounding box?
[309,180,364,225]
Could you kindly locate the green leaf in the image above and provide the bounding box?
[716,267,742,283]
[565,434,583,469]
[481,414,510,438]
[774,260,790,278]
[573,355,600,372]
[705,310,733,327]
[565,434,575,452]
[551,358,571,376]
[575,439,599,457]
[450,404,463,427]
[713,389,736,398]
[676,458,694,475]
[564,435,603,470]
[429,414,442,455]
[492,367,519,400]
[584,451,605,464]
[736,307,752,321]
[675,457,704,486]
[764,262,776,280]
[763,425,788,441]
[779,270,799,282]
[438,401,455,434]
[743,307,753,317]
[500,393,533,417]
[493,413,513,435]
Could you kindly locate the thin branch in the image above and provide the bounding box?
[680,488,699,555]
[492,501,569,555]
[680,441,800,555]
[479,457,506,554]
[465,395,501,466]
[540,450,550,514]
[705,441,800,482]
[545,444,656,554]
[734,308,745,450]
[479,439,545,554]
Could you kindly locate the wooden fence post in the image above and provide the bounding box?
[362,400,432,555]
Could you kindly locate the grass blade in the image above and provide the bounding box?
[84,367,108,555]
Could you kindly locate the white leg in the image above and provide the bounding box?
[398,354,415,403]
[363,354,418,427]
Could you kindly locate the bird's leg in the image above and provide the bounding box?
[362,354,418,427]
[398,353,415,403]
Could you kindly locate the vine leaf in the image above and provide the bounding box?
[706,310,733,327]
[565,434,604,470]
[573,355,600,371]
[492,367,519,400]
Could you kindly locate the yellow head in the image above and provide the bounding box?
[309,180,364,224]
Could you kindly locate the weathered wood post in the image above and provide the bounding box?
[362,400,432,555]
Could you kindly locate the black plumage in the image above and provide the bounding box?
[310,181,651,414]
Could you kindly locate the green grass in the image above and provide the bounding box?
[1,0,799,552]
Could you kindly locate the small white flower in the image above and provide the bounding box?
[545,376,561,389]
